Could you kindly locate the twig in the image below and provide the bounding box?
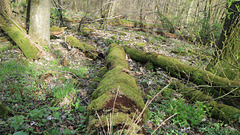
[151,113,177,135]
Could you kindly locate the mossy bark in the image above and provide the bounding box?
[171,81,240,124]
[66,36,98,60]
[124,46,240,108]
[0,15,39,59]
[87,43,150,134]
[207,1,240,81]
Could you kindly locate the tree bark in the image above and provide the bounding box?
[207,1,240,81]
[29,0,50,47]
[0,0,12,17]
[87,43,149,134]
[0,15,39,59]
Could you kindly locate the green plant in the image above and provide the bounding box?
[106,38,114,45]
[167,99,210,127]
[51,81,76,100]
[10,115,25,131]
[50,8,67,25]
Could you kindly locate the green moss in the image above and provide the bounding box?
[119,32,127,36]
[50,25,67,36]
[171,81,212,102]
[92,77,102,82]
[107,43,129,69]
[171,81,240,124]
[89,67,149,123]
[87,93,113,114]
[124,46,240,96]
[96,67,108,78]
[87,112,141,134]
[82,27,94,36]
[88,44,150,133]
[66,36,98,59]
[135,42,146,47]
[145,62,154,70]
[212,104,240,124]
[0,16,39,59]
[111,35,118,40]
[66,36,95,52]
[135,42,146,50]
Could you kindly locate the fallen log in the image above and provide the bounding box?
[171,81,240,124]
[66,36,98,60]
[87,43,150,134]
[124,46,240,97]
[0,15,39,59]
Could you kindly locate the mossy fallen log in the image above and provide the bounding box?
[124,46,240,97]
[0,15,39,59]
[171,81,240,124]
[50,25,66,36]
[66,36,98,60]
[87,43,150,134]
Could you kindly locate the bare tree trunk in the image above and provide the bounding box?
[29,0,50,47]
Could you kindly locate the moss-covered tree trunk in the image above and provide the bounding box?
[29,0,50,47]
[124,46,240,108]
[0,15,39,59]
[171,81,240,124]
[207,1,240,81]
[87,43,149,134]
[66,36,98,60]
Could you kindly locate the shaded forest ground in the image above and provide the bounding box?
[0,19,240,134]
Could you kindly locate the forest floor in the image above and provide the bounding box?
[0,22,239,134]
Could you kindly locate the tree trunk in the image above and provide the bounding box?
[0,15,39,59]
[87,43,149,134]
[66,36,98,60]
[171,81,240,124]
[0,0,12,17]
[123,46,240,102]
[29,0,50,47]
[207,1,240,81]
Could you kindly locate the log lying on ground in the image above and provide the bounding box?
[171,81,240,124]
[124,46,240,97]
[0,15,39,59]
[87,43,150,134]
[66,36,98,60]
